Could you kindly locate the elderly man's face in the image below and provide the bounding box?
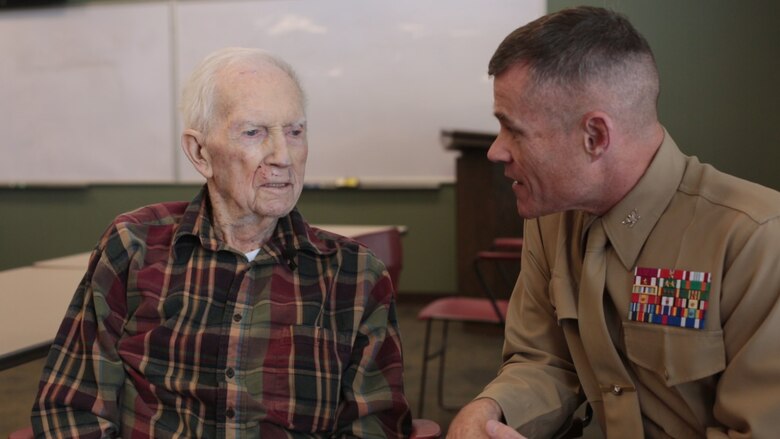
[204,63,307,221]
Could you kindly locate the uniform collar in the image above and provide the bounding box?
[600,129,686,270]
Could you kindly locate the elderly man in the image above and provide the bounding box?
[448,6,780,439]
[32,48,411,438]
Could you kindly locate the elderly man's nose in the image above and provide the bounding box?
[266,133,292,166]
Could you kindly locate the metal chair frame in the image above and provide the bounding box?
[416,241,521,417]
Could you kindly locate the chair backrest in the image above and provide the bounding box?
[353,227,403,294]
[473,245,522,324]
[8,426,33,439]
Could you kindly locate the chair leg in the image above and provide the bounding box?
[418,319,434,418]
[436,320,449,411]
[474,259,507,324]
[497,263,516,291]
[435,321,460,412]
[419,318,464,417]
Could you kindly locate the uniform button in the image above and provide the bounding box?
[225,367,235,379]
[225,407,235,419]
[233,313,242,323]
[611,384,623,395]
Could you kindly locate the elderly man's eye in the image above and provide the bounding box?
[239,125,268,138]
[286,124,306,138]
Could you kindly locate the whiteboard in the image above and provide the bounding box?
[0,0,544,186]
[0,2,174,184]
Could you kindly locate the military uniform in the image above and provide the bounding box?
[479,132,780,438]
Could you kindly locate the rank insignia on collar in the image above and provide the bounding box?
[621,209,641,227]
[629,267,712,329]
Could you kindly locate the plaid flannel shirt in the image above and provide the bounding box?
[32,187,411,438]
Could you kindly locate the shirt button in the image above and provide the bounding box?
[233,313,242,323]
[225,407,235,419]
[225,367,235,379]
[611,384,623,395]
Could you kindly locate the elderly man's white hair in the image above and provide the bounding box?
[180,47,306,136]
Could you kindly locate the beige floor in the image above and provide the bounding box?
[0,301,602,438]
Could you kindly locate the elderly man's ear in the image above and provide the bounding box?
[182,129,214,179]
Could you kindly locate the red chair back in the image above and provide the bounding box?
[8,426,33,439]
[353,227,403,294]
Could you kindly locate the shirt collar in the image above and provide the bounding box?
[269,207,338,258]
[173,185,336,263]
[600,129,686,269]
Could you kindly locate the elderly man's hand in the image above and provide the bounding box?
[446,398,526,439]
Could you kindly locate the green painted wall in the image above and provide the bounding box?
[0,184,457,295]
[549,0,780,191]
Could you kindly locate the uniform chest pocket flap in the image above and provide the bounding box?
[623,321,725,387]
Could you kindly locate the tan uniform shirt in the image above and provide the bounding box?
[479,132,780,438]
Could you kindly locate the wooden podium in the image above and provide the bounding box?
[443,130,523,297]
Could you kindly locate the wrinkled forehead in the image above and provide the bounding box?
[214,61,304,114]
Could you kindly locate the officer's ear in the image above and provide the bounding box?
[181,129,214,179]
[581,111,612,160]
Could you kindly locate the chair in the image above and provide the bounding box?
[487,237,524,287]
[352,227,403,291]
[491,237,524,250]
[7,427,32,439]
[411,418,442,439]
[416,239,522,418]
[354,227,442,439]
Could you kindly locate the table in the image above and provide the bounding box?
[2,224,402,371]
[34,251,91,269]
[316,224,407,237]
[0,266,85,370]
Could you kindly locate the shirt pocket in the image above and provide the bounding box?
[623,321,725,386]
[247,324,352,433]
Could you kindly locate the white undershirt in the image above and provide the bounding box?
[245,248,260,261]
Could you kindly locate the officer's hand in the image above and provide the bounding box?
[486,419,527,439]
[447,398,509,439]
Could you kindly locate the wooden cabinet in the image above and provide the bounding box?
[444,131,523,297]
